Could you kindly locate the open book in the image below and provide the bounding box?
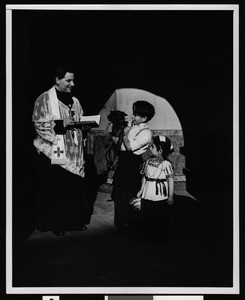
[74,115,101,127]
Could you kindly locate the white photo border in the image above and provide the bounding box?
[6,4,239,295]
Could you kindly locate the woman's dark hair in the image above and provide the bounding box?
[153,135,174,159]
[53,66,74,81]
[132,100,155,122]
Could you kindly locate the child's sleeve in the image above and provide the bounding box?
[164,161,174,177]
[129,129,151,152]
[32,93,57,143]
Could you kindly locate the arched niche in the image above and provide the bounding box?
[97,88,182,131]
[87,88,186,193]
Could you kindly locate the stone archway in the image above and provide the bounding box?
[87,88,186,193]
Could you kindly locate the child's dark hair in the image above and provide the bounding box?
[153,135,174,159]
[132,100,155,122]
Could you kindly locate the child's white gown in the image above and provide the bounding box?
[142,159,174,201]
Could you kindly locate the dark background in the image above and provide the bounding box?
[3,4,241,299]
[11,8,234,244]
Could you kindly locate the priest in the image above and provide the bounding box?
[32,66,95,236]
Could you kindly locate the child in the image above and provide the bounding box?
[136,135,174,242]
[111,100,155,232]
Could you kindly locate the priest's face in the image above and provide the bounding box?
[56,72,74,93]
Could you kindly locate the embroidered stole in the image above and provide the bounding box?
[49,87,67,165]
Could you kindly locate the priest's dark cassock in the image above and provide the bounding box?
[32,85,97,234]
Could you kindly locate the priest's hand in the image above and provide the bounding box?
[63,117,75,128]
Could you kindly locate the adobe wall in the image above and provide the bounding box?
[87,129,186,191]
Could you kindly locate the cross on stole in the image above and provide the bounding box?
[53,146,64,158]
